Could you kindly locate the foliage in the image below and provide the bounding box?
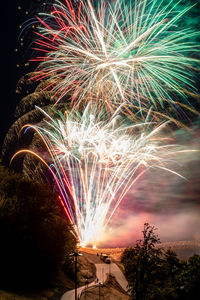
[121,223,200,300]
[121,223,162,300]
[0,162,77,288]
[179,254,200,300]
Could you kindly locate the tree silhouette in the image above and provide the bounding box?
[121,223,200,300]
[0,162,77,288]
[121,223,162,300]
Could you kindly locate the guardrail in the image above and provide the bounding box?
[78,280,103,299]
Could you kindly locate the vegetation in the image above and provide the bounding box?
[0,162,77,289]
[121,223,200,300]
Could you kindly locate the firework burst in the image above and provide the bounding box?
[31,0,199,117]
[11,104,193,246]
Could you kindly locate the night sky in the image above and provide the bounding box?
[1,0,36,148]
[1,0,200,247]
[0,1,82,148]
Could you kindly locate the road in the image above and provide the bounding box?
[61,262,128,300]
[95,263,128,291]
[61,272,97,300]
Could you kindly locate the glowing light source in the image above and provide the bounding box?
[31,0,199,117]
[12,104,193,246]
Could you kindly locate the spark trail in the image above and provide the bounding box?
[11,105,191,246]
[31,0,199,117]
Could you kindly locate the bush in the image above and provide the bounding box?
[0,163,77,288]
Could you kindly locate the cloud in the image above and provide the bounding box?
[100,210,200,248]
[99,126,200,247]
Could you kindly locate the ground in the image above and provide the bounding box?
[0,289,52,300]
[0,248,127,300]
[1,241,199,300]
[79,274,130,300]
[79,249,101,284]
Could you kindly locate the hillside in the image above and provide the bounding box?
[1,241,199,300]
[81,240,200,261]
[158,240,200,260]
[79,274,130,300]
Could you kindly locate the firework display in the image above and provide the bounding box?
[12,105,191,246]
[11,0,199,246]
[32,0,199,115]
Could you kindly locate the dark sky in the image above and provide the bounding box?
[1,0,37,149]
[1,2,19,148]
[0,0,83,150]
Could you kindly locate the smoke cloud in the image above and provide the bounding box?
[99,123,200,247]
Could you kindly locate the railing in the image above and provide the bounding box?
[78,280,103,299]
